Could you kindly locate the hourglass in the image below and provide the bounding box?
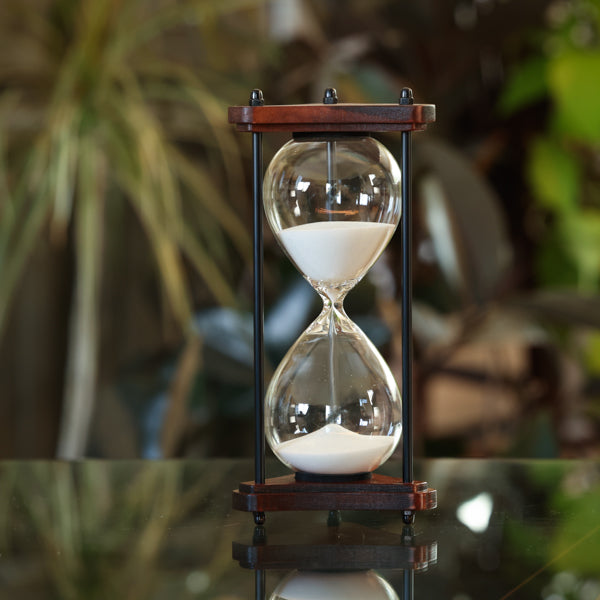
[229,89,436,522]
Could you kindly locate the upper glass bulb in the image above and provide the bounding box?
[264,134,402,292]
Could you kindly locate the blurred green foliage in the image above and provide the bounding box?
[0,0,265,456]
[501,0,600,292]
[0,0,598,458]
[503,461,600,596]
[0,0,258,335]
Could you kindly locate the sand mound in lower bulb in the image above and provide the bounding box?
[275,424,395,475]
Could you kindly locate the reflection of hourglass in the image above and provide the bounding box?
[263,134,402,477]
[271,570,399,600]
[232,519,437,600]
[229,89,437,521]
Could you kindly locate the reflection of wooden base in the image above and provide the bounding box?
[232,473,437,512]
[233,522,437,572]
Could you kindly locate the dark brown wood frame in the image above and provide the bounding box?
[232,474,437,512]
[228,102,435,133]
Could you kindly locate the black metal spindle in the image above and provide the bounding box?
[255,569,265,600]
[250,89,266,525]
[324,87,338,219]
[403,569,414,600]
[400,88,414,518]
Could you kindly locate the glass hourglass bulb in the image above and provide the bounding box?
[270,570,399,600]
[263,134,402,477]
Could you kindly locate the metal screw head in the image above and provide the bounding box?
[399,87,414,105]
[323,87,339,104]
[249,89,264,106]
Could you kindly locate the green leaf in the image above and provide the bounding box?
[58,133,104,459]
[0,142,54,338]
[583,331,600,375]
[535,229,579,288]
[50,103,79,241]
[527,136,580,213]
[550,485,600,576]
[549,50,600,144]
[498,55,549,116]
[561,210,600,291]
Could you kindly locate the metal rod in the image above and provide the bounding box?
[403,569,414,600]
[255,569,265,600]
[401,127,413,486]
[324,88,338,221]
[326,140,336,219]
[253,130,265,487]
[250,90,266,526]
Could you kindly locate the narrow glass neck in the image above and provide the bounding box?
[314,280,355,306]
[312,285,352,335]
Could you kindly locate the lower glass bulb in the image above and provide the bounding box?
[265,302,402,476]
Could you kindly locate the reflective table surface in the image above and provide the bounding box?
[0,458,598,599]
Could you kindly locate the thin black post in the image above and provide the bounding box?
[250,89,266,525]
[403,569,414,600]
[402,526,415,599]
[324,87,338,219]
[255,569,265,600]
[400,88,414,516]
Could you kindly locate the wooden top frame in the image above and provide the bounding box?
[228,103,436,133]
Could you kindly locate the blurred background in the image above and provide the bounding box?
[1,0,600,460]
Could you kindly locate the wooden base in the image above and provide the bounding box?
[232,473,437,513]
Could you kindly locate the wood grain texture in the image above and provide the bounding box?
[228,103,435,133]
[232,474,437,512]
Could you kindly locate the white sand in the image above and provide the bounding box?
[275,424,396,475]
[277,221,395,284]
[273,570,399,600]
